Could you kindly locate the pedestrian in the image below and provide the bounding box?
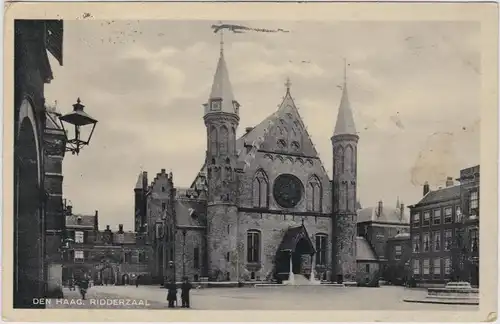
[166,279,177,308]
[136,275,139,288]
[181,276,192,308]
[79,275,90,300]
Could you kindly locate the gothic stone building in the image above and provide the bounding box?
[135,45,366,284]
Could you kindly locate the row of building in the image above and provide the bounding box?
[61,164,479,288]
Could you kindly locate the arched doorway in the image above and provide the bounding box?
[14,99,43,308]
[291,238,312,274]
[273,225,316,282]
[100,265,116,285]
[122,274,130,285]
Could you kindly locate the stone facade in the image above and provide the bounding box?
[143,46,363,284]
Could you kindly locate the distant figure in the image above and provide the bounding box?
[136,276,139,288]
[78,276,90,300]
[166,280,177,308]
[181,276,192,308]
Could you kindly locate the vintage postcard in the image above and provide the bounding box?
[2,1,498,322]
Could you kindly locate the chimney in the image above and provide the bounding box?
[423,181,430,196]
[66,205,73,215]
[142,171,148,191]
[446,176,454,187]
[161,168,166,174]
[377,200,383,218]
[245,127,254,134]
[118,224,124,233]
[94,210,99,231]
[106,225,110,232]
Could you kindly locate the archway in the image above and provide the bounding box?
[122,274,130,285]
[14,107,43,308]
[273,225,315,282]
[100,265,116,285]
[291,238,312,274]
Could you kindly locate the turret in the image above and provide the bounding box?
[203,33,240,205]
[331,60,359,283]
[134,171,148,233]
[203,32,240,281]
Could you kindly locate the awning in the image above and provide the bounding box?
[277,225,316,254]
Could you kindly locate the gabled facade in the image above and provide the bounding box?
[140,44,369,284]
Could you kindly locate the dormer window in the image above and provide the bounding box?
[291,141,300,151]
[233,101,240,114]
[211,100,221,111]
[77,216,82,224]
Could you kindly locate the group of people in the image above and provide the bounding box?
[166,276,193,308]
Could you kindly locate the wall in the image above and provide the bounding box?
[365,224,409,261]
[174,228,205,281]
[234,213,331,282]
[356,261,380,285]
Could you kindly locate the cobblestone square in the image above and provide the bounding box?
[48,285,480,311]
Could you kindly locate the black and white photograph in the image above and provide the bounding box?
[4,2,498,322]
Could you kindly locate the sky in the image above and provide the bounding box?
[45,20,480,231]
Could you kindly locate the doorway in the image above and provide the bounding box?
[14,115,43,308]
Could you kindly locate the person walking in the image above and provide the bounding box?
[78,275,90,300]
[181,276,192,308]
[166,279,177,308]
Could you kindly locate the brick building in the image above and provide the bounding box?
[385,232,412,285]
[14,20,64,307]
[408,165,480,286]
[135,42,370,284]
[62,205,153,286]
[357,199,410,281]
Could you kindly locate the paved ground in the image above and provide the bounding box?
[47,285,480,310]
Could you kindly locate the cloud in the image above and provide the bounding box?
[44,20,480,230]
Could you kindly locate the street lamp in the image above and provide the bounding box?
[58,98,98,155]
[182,229,187,279]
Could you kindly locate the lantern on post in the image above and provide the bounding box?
[59,98,98,155]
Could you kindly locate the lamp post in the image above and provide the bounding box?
[182,229,187,279]
[58,98,98,155]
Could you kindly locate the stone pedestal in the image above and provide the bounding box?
[404,281,479,305]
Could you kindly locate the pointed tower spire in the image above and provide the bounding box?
[333,59,357,136]
[205,31,239,116]
[134,172,143,190]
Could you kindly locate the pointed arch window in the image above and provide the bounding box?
[252,170,269,208]
[344,145,353,173]
[231,127,236,153]
[306,176,322,212]
[334,146,344,175]
[210,126,218,156]
[219,126,229,155]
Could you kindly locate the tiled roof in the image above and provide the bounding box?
[416,185,460,206]
[66,214,96,228]
[175,199,207,227]
[208,50,237,114]
[277,225,315,254]
[191,87,323,187]
[357,206,410,224]
[333,82,357,136]
[356,237,378,261]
